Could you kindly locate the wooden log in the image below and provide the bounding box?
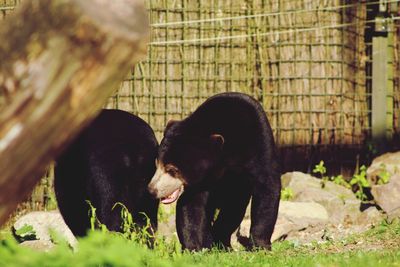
[0,0,149,225]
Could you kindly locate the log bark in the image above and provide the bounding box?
[0,0,149,225]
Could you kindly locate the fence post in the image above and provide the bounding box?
[371,1,392,151]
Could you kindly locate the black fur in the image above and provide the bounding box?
[158,92,281,251]
[55,109,159,239]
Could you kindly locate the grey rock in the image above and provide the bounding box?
[357,206,384,225]
[278,201,329,226]
[233,200,329,247]
[157,204,178,242]
[20,240,55,252]
[13,210,77,248]
[270,216,300,242]
[271,201,329,242]
[281,172,361,223]
[157,214,177,241]
[371,174,400,216]
[367,152,400,184]
[285,222,372,245]
[387,207,400,220]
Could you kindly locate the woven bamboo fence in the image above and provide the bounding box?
[110,1,363,143]
[0,0,18,19]
[106,0,371,171]
[1,0,400,215]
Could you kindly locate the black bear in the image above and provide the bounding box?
[148,92,281,251]
[55,109,159,240]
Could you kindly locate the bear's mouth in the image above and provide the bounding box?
[161,186,183,204]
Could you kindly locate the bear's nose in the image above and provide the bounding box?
[147,184,158,198]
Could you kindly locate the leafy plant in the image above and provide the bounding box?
[313,160,327,177]
[349,165,370,201]
[377,164,390,185]
[13,224,36,242]
[85,201,156,247]
[313,160,329,188]
[281,187,294,201]
[3,221,400,267]
[86,200,108,233]
[213,208,221,221]
[331,175,351,189]
[311,161,371,201]
[112,202,155,247]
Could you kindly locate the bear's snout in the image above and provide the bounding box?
[147,182,158,197]
[148,167,184,205]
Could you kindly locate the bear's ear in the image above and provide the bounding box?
[166,119,178,128]
[210,134,224,148]
[165,119,179,133]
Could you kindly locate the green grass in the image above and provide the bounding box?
[1,220,400,267]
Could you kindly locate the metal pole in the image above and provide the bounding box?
[371,0,390,150]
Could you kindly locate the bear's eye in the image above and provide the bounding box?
[165,166,178,177]
[167,169,177,176]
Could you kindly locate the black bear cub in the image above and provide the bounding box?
[148,92,281,251]
[55,109,159,240]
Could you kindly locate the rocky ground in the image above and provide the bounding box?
[10,151,400,251]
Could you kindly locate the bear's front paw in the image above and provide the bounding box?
[249,238,272,251]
